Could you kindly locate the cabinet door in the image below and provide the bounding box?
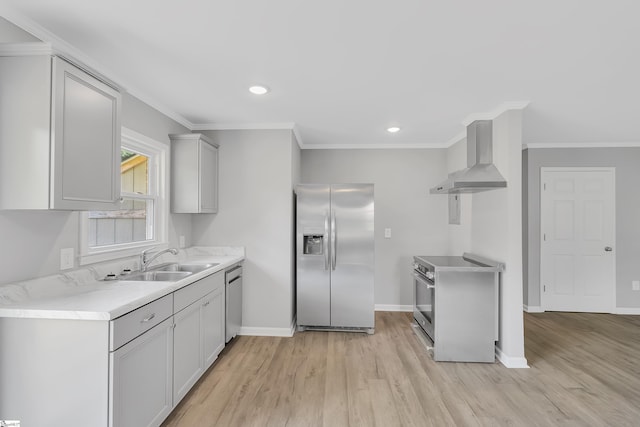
[110,317,173,427]
[202,285,225,369]
[51,57,121,210]
[173,301,203,405]
[199,140,218,213]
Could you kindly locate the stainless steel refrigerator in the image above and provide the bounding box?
[296,184,375,333]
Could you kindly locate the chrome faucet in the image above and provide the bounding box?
[140,247,179,271]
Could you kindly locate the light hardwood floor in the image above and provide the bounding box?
[162,311,640,426]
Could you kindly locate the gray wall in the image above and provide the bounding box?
[0,19,192,285]
[301,149,449,308]
[192,129,299,331]
[524,147,640,309]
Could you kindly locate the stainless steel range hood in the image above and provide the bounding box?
[430,120,507,194]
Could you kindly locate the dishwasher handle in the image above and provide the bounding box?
[225,265,242,283]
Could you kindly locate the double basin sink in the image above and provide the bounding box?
[120,262,219,282]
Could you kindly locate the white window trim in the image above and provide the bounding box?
[79,127,169,266]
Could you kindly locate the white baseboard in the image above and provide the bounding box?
[375,304,413,312]
[495,346,529,369]
[239,315,296,338]
[523,305,544,313]
[614,307,640,315]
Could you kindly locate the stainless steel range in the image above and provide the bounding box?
[412,253,504,363]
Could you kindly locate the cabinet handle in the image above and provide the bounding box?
[141,313,155,323]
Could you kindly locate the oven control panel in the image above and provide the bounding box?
[414,262,435,281]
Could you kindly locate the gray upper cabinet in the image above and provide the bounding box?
[0,50,121,210]
[170,133,219,213]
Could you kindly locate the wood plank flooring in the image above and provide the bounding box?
[162,311,640,426]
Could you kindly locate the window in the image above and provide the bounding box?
[79,128,168,265]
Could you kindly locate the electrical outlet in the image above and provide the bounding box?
[60,248,74,270]
[632,280,640,291]
[384,228,391,239]
[179,235,186,248]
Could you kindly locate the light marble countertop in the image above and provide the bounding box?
[0,246,244,321]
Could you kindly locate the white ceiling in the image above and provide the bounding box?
[2,1,640,148]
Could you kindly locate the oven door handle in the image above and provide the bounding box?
[413,272,435,289]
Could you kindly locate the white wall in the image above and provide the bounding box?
[0,18,192,285]
[444,110,526,367]
[470,110,525,365]
[191,129,299,332]
[301,149,449,308]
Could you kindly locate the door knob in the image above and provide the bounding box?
[604,246,613,252]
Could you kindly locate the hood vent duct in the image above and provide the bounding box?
[430,120,507,194]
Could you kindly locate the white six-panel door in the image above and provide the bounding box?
[541,168,615,312]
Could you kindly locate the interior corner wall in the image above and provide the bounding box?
[470,109,525,363]
[525,147,640,310]
[191,129,297,331]
[300,148,449,308]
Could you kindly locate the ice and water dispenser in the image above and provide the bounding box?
[303,235,324,255]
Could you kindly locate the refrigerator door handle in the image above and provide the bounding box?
[324,212,330,270]
[331,210,337,270]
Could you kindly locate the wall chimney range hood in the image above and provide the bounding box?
[430,120,507,194]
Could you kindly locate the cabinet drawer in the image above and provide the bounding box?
[110,294,173,351]
[174,272,224,313]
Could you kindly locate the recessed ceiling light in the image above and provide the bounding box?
[249,85,269,95]
[387,126,401,133]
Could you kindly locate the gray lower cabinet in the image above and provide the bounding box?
[173,300,202,404]
[109,317,174,427]
[0,49,121,210]
[173,272,225,406]
[0,271,227,427]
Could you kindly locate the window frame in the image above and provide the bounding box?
[79,127,169,266]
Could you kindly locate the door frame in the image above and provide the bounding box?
[540,166,616,313]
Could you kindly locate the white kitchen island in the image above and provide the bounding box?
[0,246,244,427]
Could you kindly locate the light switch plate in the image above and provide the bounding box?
[632,280,640,291]
[179,235,186,248]
[384,228,391,239]
[60,248,74,270]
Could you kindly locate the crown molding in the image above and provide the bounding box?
[439,100,531,148]
[301,142,448,150]
[291,124,303,149]
[1,5,194,131]
[191,122,297,131]
[0,41,53,55]
[524,141,640,149]
[444,131,467,148]
[462,101,530,126]
[193,122,305,147]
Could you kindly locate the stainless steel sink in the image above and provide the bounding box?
[123,271,193,282]
[155,263,219,273]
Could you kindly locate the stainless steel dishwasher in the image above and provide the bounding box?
[225,264,242,342]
